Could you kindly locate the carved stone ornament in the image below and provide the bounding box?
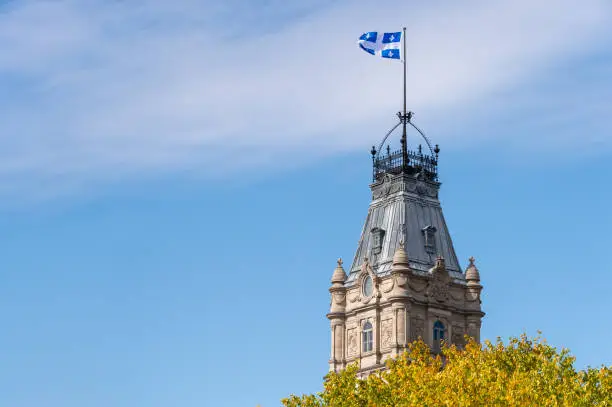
[374,183,396,200]
[430,278,449,302]
[381,319,393,348]
[412,181,437,198]
[410,316,425,342]
[409,279,428,293]
[359,258,379,304]
[388,258,411,298]
[427,257,450,303]
[373,175,390,199]
[347,329,357,355]
[332,292,346,304]
[394,274,409,288]
[451,324,465,346]
[372,175,440,200]
[416,182,428,196]
[381,279,395,294]
[372,174,404,199]
[449,288,464,302]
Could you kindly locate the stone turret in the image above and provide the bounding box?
[327,259,347,371]
[327,113,485,376]
[465,256,483,305]
[465,256,480,282]
[329,258,347,313]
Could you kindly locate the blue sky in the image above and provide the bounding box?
[0,0,611,406]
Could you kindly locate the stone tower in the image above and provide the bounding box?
[327,115,484,376]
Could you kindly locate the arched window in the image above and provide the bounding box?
[433,320,445,352]
[362,321,373,353]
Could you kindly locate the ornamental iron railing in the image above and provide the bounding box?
[373,146,438,182]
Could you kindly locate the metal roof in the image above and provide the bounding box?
[346,172,463,286]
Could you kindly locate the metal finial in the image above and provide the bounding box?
[371,145,377,156]
[468,256,475,266]
[418,144,422,154]
[337,258,343,267]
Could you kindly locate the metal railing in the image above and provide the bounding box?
[373,146,438,182]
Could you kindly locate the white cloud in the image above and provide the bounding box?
[0,0,611,198]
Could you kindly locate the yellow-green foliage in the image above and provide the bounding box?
[282,334,612,407]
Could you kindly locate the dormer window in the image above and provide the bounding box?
[370,227,385,255]
[422,226,437,254]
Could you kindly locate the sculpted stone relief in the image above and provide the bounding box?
[430,278,450,303]
[372,174,396,199]
[449,287,464,302]
[347,329,357,356]
[451,324,465,346]
[415,182,438,198]
[427,258,450,303]
[409,279,428,293]
[381,319,393,348]
[372,183,394,199]
[380,278,395,294]
[332,292,346,305]
[372,175,439,200]
[410,316,425,342]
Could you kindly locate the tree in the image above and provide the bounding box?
[282,334,612,406]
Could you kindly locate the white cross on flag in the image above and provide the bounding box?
[357,31,402,60]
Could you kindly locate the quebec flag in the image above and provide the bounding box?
[357,31,402,60]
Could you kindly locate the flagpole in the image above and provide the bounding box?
[403,26,406,118]
[401,26,408,169]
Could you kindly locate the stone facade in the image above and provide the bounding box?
[327,167,484,376]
